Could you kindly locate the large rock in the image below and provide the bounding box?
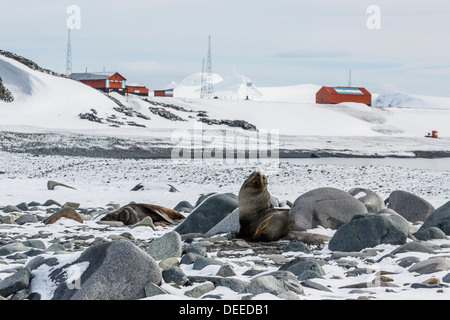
[204,208,240,237]
[27,240,162,300]
[0,267,31,298]
[386,190,435,223]
[289,187,368,231]
[418,201,450,235]
[147,231,182,261]
[174,193,238,235]
[348,188,385,213]
[328,213,409,252]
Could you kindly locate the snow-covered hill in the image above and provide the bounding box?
[1,51,450,157]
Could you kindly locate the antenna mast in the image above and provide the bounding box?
[65,28,72,75]
[200,58,206,98]
[201,35,215,99]
[348,70,352,87]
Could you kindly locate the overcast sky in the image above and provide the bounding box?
[1,0,450,96]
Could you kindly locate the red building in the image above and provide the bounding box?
[154,89,174,97]
[316,86,372,106]
[70,72,127,95]
[126,83,149,96]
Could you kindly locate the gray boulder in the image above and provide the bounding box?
[412,227,447,241]
[205,208,240,237]
[418,201,450,235]
[348,188,385,213]
[386,190,435,223]
[27,240,162,300]
[408,257,450,275]
[328,213,409,252]
[290,187,368,231]
[0,267,31,298]
[174,193,238,235]
[147,231,182,261]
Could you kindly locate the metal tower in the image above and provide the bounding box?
[201,36,215,99]
[348,70,352,87]
[65,28,72,76]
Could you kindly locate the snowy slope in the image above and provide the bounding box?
[1,52,450,158]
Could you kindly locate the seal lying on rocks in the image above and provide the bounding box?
[101,203,185,226]
[237,172,294,241]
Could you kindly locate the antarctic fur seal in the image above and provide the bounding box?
[237,171,294,241]
[101,203,185,226]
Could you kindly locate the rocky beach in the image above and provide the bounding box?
[1,150,450,302]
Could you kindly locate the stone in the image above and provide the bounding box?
[408,257,450,275]
[15,202,29,211]
[15,214,38,225]
[216,264,237,277]
[204,208,240,237]
[396,256,421,268]
[390,241,436,255]
[180,252,203,265]
[188,276,249,292]
[301,279,333,292]
[159,257,180,270]
[412,227,447,240]
[2,205,22,213]
[386,190,435,223]
[328,213,409,252]
[0,215,16,224]
[280,259,325,280]
[131,216,156,230]
[239,275,304,297]
[43,207,84,225]
[283,240,311,253]
[193,257,225,270]
[162,267,189,286]
[184,282,215,298]
[22,240,46,250]
[289,187,368,231]
[348,188,385,213]
[0,243,28,256]
[144,282,168,297]
[27,240,162,300]
[418,201,450,235]
[173,201,194,213]
[0,267,31,298]
[147,231,182,261]
[174,193,238,235]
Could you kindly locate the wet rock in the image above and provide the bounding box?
[408,257,450,275]
[328,213,409,252]
[27,240,162,300]
[0,267,31,298]
[386,190,434,223]
[348,188,385,213]
[175,193,238,235]
[412,227,447,241]
[290,187,368,231]
[418,201,450,235]
[147,231,182,261]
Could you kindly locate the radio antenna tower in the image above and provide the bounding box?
[65,28,72,76]
[348,70,352,87]
[201,36,215,99]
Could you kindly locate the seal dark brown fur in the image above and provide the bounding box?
[101,203,185,226]
[237,172,294,241]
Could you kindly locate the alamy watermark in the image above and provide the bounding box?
[66,5,81,30]
[366,5,381,30]
[171,124,280,173]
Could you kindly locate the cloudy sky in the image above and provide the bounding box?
[1,0,450,96]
